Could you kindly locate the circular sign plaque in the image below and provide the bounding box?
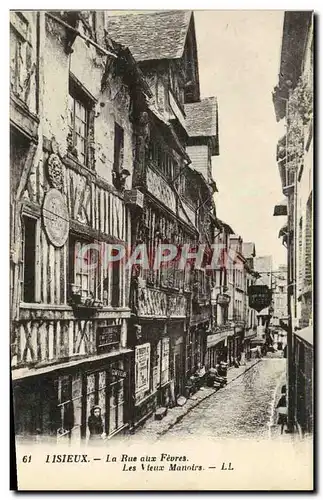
[42,188,69,247]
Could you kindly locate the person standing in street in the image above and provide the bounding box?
[276,386,288,434]
[88,406,106,442]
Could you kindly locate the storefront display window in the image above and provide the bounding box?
[57,375,74,440]
[109,361,125,435]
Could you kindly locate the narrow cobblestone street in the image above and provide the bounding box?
[158,356,286,442]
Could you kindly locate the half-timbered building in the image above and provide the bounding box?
[107,10,220,425]
[183,97,219,375]
[10,10,150,442]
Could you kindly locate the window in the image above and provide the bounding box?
[108,361,125,435]
[10,13,29,101]
[113,123,124,174]
[56,375,75,440]
[68,77,94,166]
[21,215,37,303]
[69,235,96,300]
[111,259,120,307]
[147,138,175,182]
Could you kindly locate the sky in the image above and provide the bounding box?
[193,10,287,268]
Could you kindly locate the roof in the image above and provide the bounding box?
[295,325,313,346]
[106,10,192,62]
[184,97,218,138]
[242,242,256,259]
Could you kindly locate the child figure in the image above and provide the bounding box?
[276,385,288,434]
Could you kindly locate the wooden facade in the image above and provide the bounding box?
[11,10,226,438]
[10,11,149,441]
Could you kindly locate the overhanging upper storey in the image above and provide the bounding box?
[272,11,313,121]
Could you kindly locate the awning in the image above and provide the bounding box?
[273,198,288,216]
[207,329,234,348]
[294,326,313,346]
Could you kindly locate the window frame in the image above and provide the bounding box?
[68,75,95,168]
[69,233,97,301]
[20,213,39,304]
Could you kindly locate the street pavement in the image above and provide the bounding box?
[159,355,287,442]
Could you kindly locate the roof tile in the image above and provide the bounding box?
[184,97,218,138]
[106,10,192,62]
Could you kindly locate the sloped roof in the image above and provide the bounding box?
[242,242,256,259]
[106,10,192,62]
[184,97,218,138]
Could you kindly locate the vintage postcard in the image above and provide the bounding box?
[10,9,314,491]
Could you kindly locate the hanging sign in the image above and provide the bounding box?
[111,368,127,379]
[217,293,231,306]
[248,285,272,312]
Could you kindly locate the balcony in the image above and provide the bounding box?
[145,162,176,214]
[134,283,188,319]
[191,303,211,325]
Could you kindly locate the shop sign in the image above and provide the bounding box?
[217,293,231,306]
[248,285,272,312]
[96,325,121,353]
[135,343,150,394]
[111,368,127,378]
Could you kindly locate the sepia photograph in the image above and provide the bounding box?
[9,8,314,490]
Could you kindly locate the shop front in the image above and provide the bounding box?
[244,328,257,360]
[13,348,132,444]
[167,320,186,402]
[131,321,172,427]
[206,327,233,369]
[234,326,245,362]
[186,323,208,376]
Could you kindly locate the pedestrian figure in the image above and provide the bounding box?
[88,406,106,442]
[233,357,240,368]
[276,386,287,434]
